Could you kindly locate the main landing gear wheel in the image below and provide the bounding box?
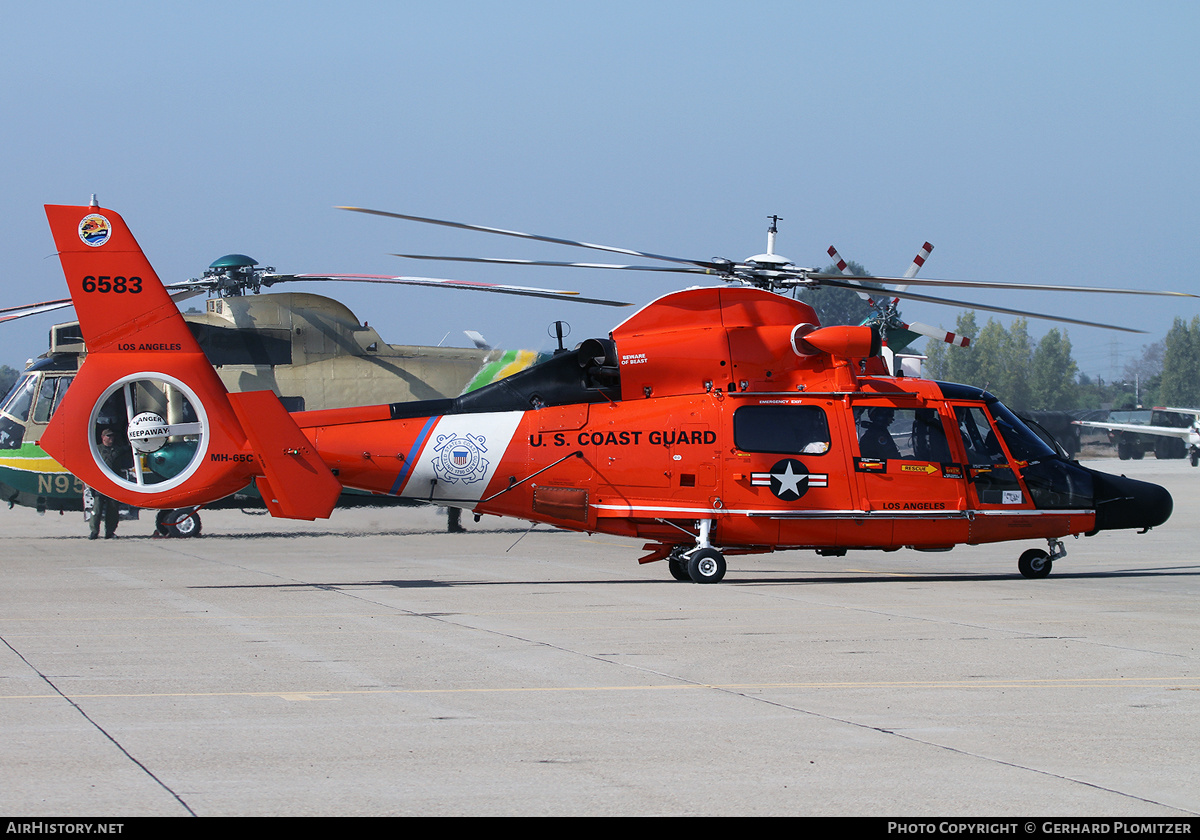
[667,551,692,582]
[687,547,727,583]
[1018,548,1052,579]
[156,508,202,538]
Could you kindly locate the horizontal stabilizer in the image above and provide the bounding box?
[228,391,341,520]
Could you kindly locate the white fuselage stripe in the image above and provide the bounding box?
[590,503,1091,518]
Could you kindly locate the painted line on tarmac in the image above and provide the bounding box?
[3,675,1197,702]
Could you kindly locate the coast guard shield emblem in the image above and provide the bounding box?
[432,433,489,484]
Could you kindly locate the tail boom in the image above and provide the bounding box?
[39,203,341,519]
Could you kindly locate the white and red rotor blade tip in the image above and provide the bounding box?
[892,242,934,304]
[906,320,970,348]
[902,242,934,281]
[826,245,873,300]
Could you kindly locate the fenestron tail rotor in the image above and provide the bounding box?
[95,374,209,494]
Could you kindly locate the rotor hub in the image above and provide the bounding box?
[200,254,275,296]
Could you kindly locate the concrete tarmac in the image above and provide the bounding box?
[1,458,1197,816]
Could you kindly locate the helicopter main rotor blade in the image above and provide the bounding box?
[810,272,1198,299]
[339,206,723,271]
[390,254,710,274]
[162,284,207,296]
[818,277,1147,333]
[0,297,75,323]
[270,273,632,307]
[0,286,211,325]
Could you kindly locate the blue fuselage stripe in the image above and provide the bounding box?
[389,415,439,495]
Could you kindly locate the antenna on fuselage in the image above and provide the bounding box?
[549,320,570,354]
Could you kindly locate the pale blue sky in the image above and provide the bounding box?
[2,1,1197,381]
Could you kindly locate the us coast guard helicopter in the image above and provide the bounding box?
[38,202,1179,581]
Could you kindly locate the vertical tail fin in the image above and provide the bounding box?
[44,205,199,354]
[40,203,341,518]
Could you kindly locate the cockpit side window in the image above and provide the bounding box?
[955,405,1007,466]
[853,406,951,462]
[51,375,71,416]
[32,376,63,424]
[734,405,830,455]
[911,408,953,462]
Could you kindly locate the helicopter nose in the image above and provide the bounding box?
[1087,469,1173,533]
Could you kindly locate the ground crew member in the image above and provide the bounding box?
[88,428,124,540]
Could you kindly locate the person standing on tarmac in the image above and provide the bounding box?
[88,428,125,540]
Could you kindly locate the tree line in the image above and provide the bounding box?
[922,313,1200,412]
[793,260,1200,412]
[0,365,17,398]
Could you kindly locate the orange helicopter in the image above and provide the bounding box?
[39,202,1180,582]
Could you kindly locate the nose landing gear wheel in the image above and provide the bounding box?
[687,547,727,583]
[1018,548,1052,579]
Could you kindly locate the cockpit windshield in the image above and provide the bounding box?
[989,401,1057,463]
[1,374,37,422]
